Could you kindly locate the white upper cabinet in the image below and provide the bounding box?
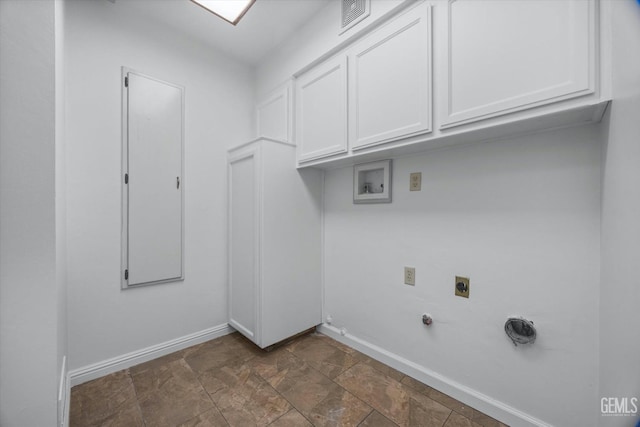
[349,2,432,150]
[295,55,348,162]
[290,0,607,168]
[256,83,292,142]
[440,0,597,129]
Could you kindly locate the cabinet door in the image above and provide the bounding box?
[440,0,596,129]
[228,148,260,342]
[123,70,184,288]
[295,56,348,162]
[256,83,291,142]
[349,3,432,150]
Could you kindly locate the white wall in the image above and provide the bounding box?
[323,126,601,427]
[65,0,254,371]
[255,0,404,98]
[255,2,604,425]
[599,1,640,425]
[0,0,60,425]
[55,0,69,418]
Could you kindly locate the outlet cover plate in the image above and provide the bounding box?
[410,172,422,191]
[404,267,415,286]
[455,276,469,298]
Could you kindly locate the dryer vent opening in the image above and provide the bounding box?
[505,317,537,346]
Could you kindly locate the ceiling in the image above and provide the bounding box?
[120,0,333,66]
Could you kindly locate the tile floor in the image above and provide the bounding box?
[70,332,508,427]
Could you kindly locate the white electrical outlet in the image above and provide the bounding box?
[404,267,415,286]
[410,172,422,191]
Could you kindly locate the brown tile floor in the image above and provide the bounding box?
[70,332,509,427]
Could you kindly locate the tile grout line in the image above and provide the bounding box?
[289,335,405,426]
[441,409,454,427]
[183,337,310,427]
[280,338,378,426]
[319,335,455,427]
[355,409,376,427]
[286,340,377,425]
[126,368,148,427]
[264,407,289,426]
[277,345,337,426]
[188,352,238,427]
[320,336,495,427]
[71,333,505,427]
[240,344,291,426]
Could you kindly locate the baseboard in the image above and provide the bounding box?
[64,371,70,427]
[317,324,551,427]
[69,323,233,387]
[58,355,68,427]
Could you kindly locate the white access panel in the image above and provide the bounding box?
[228,150,258,339]
[122,69,184,288]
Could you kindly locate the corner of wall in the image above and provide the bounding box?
[598,1,640,424]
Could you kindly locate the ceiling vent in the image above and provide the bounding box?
[340,0,370,34]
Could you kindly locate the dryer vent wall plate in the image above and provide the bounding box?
[340,0,371,34]
[505,317,537,346]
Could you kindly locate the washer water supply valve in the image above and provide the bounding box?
[422,314,433,326]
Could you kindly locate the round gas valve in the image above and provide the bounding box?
[422,314,433,326]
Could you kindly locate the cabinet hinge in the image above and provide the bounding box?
[124,269,129,280]
[124,76,129,87]
[124,173,128,184]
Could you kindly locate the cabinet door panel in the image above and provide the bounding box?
[228,152,258,340]
[125,71,183,287]
[441,0,596,129]
[257,84,290,142]
[350,3,432,150]
[295,56,348,162]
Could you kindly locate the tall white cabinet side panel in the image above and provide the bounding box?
[228,138,323,348]
[228,150,258,339]
[127,72,183,286]
[261,143,323,347]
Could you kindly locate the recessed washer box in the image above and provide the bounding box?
[353,159,392,204]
